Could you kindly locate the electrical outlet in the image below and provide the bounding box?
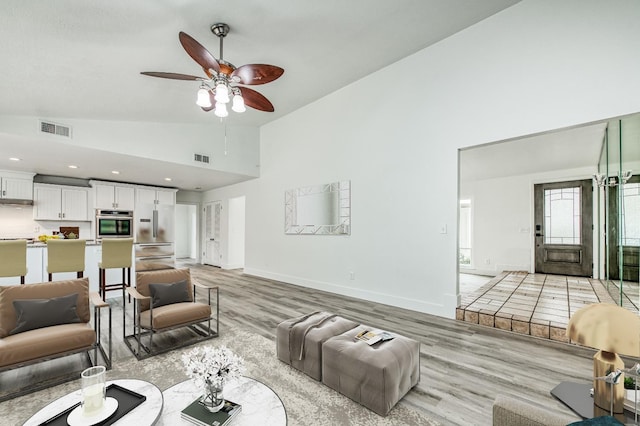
[349,271,355,280]
[440,224,447,234]
[484,258,491,265]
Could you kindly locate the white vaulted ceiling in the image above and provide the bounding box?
[0,0,520,189]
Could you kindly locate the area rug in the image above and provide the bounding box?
[2,328,439,425]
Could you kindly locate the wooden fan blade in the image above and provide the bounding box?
[231,64,284,85]
[179,32,220,75]
[141,72,205,81]
[238,87,274,112]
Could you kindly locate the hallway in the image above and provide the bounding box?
[456,271,636,342]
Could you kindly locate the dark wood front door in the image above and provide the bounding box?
[534,179,593,277]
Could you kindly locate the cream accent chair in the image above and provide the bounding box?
[124,268,219,360]
[0,240,27,284]
[46,239,86,281]
[99,238,133,301]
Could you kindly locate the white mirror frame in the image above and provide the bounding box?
[285,181,351,235]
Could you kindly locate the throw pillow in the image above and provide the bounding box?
[567,416,625,425]
[10,293,81,335]
[149,280,191,308]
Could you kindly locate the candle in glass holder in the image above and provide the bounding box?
[81,366,106,416]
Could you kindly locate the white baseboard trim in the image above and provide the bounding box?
[243,267,453,318]
[222,263,244,270]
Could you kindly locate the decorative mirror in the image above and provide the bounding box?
[285,181,350,235]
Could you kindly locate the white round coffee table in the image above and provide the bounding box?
[23,379,163,426]
[158,376,287,425]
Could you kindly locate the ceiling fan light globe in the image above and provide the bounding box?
[196,87,212,108]
[232,95,246,113]
[214,83,230,104]
[214,102,229,118]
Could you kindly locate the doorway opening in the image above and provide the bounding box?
[458,112,640,338]
[202,196,246,269]
[203,201,222,267]
[175,203,198,261]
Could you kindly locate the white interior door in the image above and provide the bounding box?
[203,201,222,266]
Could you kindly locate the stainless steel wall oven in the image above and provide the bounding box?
[96,210,133,239]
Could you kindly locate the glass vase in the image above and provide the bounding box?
[200,383,224,412]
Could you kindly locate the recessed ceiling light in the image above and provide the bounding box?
[9,157,21,161]
[68,165,78,169]
[164,177,172,181]
[111,170,120,175]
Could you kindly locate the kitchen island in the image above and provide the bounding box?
[0,240,133,299]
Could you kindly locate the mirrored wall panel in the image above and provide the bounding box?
[597,113,640,307]
[285,181,350,235]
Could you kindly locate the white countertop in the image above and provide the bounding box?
[26,240,100,247]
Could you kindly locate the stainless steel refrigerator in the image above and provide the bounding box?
[135,201,175,271]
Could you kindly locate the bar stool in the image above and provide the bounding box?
[99,238,133,301]
[0,240,28,284]
[46,239,86,281]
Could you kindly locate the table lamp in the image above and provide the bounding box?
[567,303,640,414]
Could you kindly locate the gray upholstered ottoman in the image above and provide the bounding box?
[276,311,359,380]
[321,325,420,416]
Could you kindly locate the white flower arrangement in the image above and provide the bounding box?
[182,345,245,390]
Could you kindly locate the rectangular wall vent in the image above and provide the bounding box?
[40,121,71,138]
[194,153,210,164]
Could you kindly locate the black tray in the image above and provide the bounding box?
[38,383,147,426]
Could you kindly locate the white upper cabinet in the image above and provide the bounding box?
[136,187,175,206]
[33,185,61,220]
[62,187,89,221]
[0,170,34,200]
[94,183,135,210]
[136,187,156,206]
[34,184,89,221]
[156,189,175,206]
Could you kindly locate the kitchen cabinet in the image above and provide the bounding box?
[94,183,135,210]
[0,170,34,200]
[136,187,175,206]
[33,184,89,221]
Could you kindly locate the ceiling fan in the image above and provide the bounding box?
[141,23,284,117]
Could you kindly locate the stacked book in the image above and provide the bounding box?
[354,329,395,345]
[181,398,242,426]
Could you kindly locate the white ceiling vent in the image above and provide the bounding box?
[194,153,210,164]
[40,120,72,138]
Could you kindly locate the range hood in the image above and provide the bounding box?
[0,198,34,206]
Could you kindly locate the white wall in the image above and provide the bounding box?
[460,166,597,276]
[0,205,91,239]
[0,206,36,237]
[227,196,246,269]
[204,0,640,318]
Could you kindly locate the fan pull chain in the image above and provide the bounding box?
[224,122,228,156]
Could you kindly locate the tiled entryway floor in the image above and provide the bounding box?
[456,271,639,342]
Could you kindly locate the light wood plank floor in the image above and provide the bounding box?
[185,263,603,425]
[6,263,626,425]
